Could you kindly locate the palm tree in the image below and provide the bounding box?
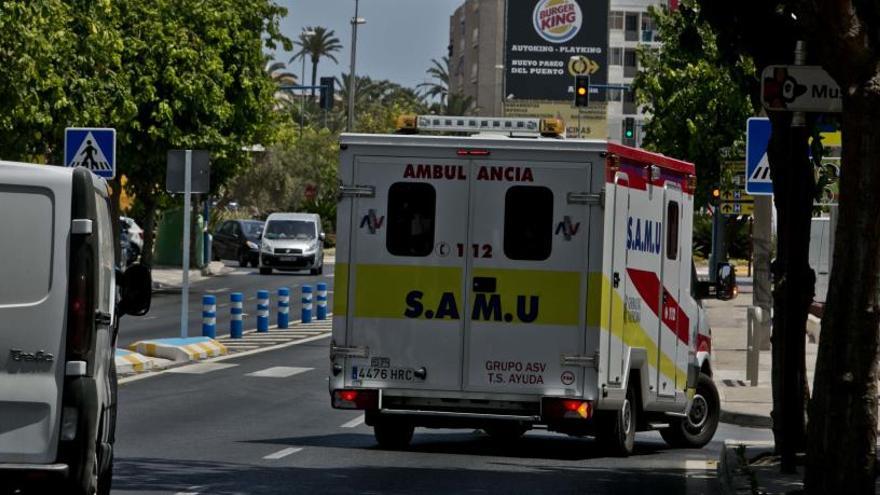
[417,56,450,104]
[291,27,342,96]
[444,92,474,115]
[265,60,298,108]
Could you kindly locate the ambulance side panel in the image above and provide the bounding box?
[597,156,693,412]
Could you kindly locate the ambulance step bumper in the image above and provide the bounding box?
[378,409,541,423]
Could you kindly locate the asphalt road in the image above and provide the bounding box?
[118,262,335,347]
[111,336,773,495]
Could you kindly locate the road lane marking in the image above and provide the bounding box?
[340,414,365,428]
[166,363,239,374]
[263,447,303,460]
[120,334,330,385]
[246,366,314,378]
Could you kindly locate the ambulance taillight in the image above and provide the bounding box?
[542,398,593,420]
[332,389,379,410]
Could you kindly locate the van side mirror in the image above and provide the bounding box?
[319,232,326,242]
[119,263,152,316]
[715,263,737,300]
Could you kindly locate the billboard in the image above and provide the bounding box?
[505,100,608,139]
[504,0,609,101]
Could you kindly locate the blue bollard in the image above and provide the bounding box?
[257,290,269,332]
[301,285,313,323]
[202,295,216,338]
[316,283,328,320]
[230,292,243,338]
[277,287,290,329]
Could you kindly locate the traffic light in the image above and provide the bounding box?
[319,77,335,110]
[711,187,721,204]
[622,117,635,145]
[573,75,590,107]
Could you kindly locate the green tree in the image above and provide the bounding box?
[291,26,342,96]
[0,0,133,162]
[266,60,298,109]
[115,0,290,263]
[792,2,880,493]
[697,0,818,477]
[633,2,754,206]
[417,56,450,104]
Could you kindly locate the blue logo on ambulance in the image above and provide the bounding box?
[627,217,662,255]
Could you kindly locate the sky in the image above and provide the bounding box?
[272,0,462,89]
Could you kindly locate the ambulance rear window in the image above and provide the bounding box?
[666,201,679,260]
[504,186,553,261]
[387,182,436,257]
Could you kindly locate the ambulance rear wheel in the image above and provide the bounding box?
[596,385,637,456]
[660,373,719,449]
[374,421,414,450]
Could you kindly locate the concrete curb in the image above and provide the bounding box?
[718,386,773,428]
[128,337,228,362]
[720,408,773,428]
[114,349,173,375]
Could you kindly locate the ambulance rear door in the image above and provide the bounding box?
[464,157,592,397]
[344,156,469,391]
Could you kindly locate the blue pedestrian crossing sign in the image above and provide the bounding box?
[65,128,116,179]
[746,117,772,195]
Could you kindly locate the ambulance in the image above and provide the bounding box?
[328,115,735,455]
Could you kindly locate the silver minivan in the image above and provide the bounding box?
[259,212,325,275]
[0,163,152,494]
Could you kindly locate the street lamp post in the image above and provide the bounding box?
[347,0,365,132]
[300,29,316,141]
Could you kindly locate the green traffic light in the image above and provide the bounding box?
[625,130,633,138]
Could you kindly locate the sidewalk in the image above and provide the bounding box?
[151,261,235,292]
[704,283,819,429]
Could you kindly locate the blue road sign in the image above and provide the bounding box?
[64,128,116,179]
[746,118,772,195]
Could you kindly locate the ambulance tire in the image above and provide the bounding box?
[374,422,414,450]
[660,373,719,449]
[596,385,637,457]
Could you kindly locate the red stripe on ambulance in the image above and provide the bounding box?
[625,268,690,345]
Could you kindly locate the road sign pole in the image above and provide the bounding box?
[181,149,192,338]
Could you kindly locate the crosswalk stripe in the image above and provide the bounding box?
[246,366,313,378]
[340,414,365,428]
[166,363,238,375]
[263,447,303,460]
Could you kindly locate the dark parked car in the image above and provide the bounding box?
[212,219,264,267]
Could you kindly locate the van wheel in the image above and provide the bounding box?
[260,267,272,275]
[374,421,414,450]
[596,385,637,456]
[660,373,719,449]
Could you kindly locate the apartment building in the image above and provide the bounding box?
[448,0,505,117]
[448,0,670,142]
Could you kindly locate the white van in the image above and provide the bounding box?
[259,212,325,275]
[329,116,735,455]
[0,163,152,494]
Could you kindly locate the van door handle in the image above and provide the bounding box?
[95,311,112,326]
[613,272,620,288]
